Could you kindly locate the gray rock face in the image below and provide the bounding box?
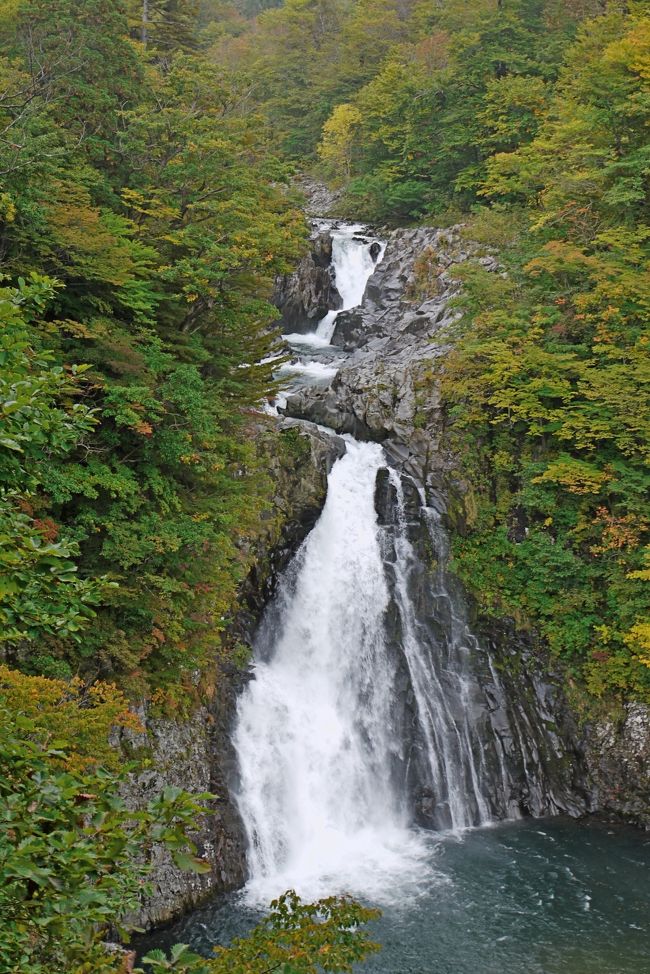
[274,229,342,332]
[283,225,478,486]
[119,697,246,930]
[585,703,650,827]
[296,177,344,218]
[375,474,592,828]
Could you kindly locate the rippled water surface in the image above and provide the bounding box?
[140,818,650,973]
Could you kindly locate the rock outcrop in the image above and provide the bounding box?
[119,694,246,930]
[585,703,650,828]
[274,227,342,333]
[283,226,492,485]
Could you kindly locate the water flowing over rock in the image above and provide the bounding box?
[233,439,591,904]
[227,214,607,908]
[135,202,649,929]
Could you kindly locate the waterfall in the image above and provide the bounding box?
[284,225,384,348]
[233,440,514,905]
[233,219,534,905]
[387,472,492,830]
[315,226,383,342]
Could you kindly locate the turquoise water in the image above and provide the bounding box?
[140,818,650,973]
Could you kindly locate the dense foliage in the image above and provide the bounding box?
[0,0,304,694]
[141,892,380,973]
[440,7,650,700]
[0,5,381,972]
[220,0,649,702]
[0,708,212,974]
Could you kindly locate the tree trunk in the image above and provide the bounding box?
[142,0,149,46]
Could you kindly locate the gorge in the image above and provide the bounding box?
[140,214,650,973]
[3,5,649,972]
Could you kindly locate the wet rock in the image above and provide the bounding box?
[274,229,342,333]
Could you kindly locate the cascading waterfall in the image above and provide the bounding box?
[315,225,383,341]
[140,219,649,974]
[233,441,432,905]
[233,439,516,904]
[233,222,522,904]
[285,224,384,349]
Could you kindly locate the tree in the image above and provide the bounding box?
[0,276,109,660]
[318,103,363,182]
[141,890,381,973]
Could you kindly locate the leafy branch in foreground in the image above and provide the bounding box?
[0,714,212,974]
[141,890,381,974]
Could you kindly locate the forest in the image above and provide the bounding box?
[1,0,648,971]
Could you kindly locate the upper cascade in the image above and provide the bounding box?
[314,225,385,342]
[280,222,385,347]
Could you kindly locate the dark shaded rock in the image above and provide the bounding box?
[274,229,342,333]
[378,482,592,829]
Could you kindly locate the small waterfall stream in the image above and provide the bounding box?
[314,225,384,342]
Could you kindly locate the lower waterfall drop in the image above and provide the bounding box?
[233,440,432,904]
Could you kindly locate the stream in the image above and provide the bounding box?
[140,224,650,971]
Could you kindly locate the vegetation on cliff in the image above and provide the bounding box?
[0,0,305,697]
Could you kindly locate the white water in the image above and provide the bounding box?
[283,223,384,348]
[316,224,383,341]
[275,360,340,383]
[236,223,509,906]
[234,441,433,905]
